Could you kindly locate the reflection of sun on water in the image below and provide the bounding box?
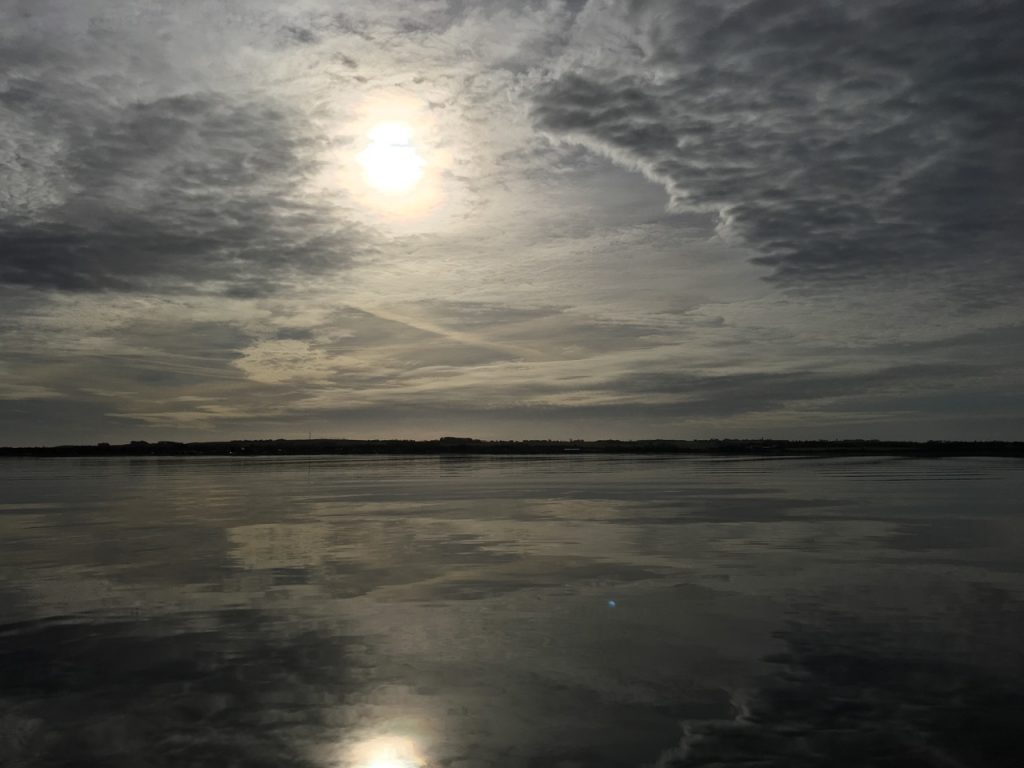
[358,122,424,194]
[350,735,427,768]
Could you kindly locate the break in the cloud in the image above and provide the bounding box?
[1,0,1022,443]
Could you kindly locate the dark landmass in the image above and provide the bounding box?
[2,437,1023,458]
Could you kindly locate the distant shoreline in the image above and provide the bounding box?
[2,438,1023,458]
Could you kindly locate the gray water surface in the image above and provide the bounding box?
[2,455,1023,767]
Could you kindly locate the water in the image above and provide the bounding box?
[1,455,1023,767]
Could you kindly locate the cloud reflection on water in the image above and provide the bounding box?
[1,456,1024,766]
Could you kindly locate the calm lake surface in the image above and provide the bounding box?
[2,455,1023,767]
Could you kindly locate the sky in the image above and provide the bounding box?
[1,0,1022,445]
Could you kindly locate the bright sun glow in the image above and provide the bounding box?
[358,122,425,194]
[349,736,426,768]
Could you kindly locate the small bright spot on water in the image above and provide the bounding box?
[608,600,616,608]
[349,735,426,768]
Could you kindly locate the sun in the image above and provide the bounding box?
[358,122,425,194]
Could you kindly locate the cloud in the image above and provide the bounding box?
[0,87,372,294]
[533,0,1024,290]
[1,0,1022,443]
[0,0,580,298]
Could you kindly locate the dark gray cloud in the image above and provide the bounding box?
[607,363,981,417]
[1,88,370,294]
[533,0,1024,289]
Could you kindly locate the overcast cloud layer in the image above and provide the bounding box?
[1,0,1022,443]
